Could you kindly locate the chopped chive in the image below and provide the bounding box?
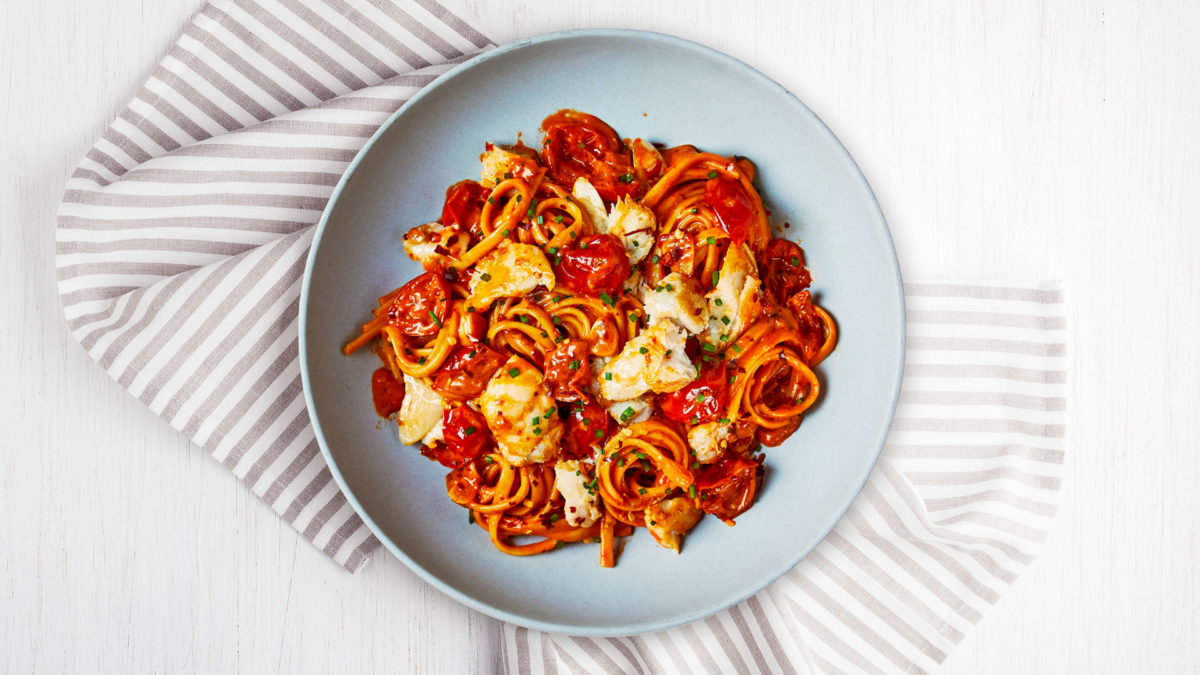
[467,306,476,313]
[484,456,494,464]
[569,360,580,370]
[552,316,562,324]
[508,368,520,378]
[706,170,718,179]
[714,298,723,306]
[701,343,717,353]
[464,425,477,436]
[468,512,475,524]
[638,347,648,354]
[480,272,492,282]
[712,271,720,286]
[604,372,612,381]
[487,197,495,204]
[620,407,635,422]
[533,427,542,436]
[721,315,731,325]
[418,356,426,364]
[537,215,544,225]
[664,349,673,357]
[545,407,556,419]
[790,256,800,267]
[595,429,603,439]
[504,172,512,180]
[600,292,615,306]
[731,344,742,353]
[468,350,477,358]
[541,331,549,338]
[638,488,646,496]
[502,229,511,237]
[429,310,443,328]
[635,452,646,459]
[691,207,699,214]
[651,254,660,263]
[695,393,705,402]
[688,485,697,498]
[618,173,634,183]
[547,246,557,255]
[706,236,716,245]
[577,141,585,149]
[555,215,564,223]
[550,513,560,522]
[718,418,731,424]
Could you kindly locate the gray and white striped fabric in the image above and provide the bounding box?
[54,2,1070,672]
[506,282,1068,674]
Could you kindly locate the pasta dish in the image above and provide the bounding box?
[344,110,836,566]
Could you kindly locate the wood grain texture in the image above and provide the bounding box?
[2,0,1197,673]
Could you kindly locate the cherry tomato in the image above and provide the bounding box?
[540,110,640,202]
[785,290,826,364]
[542,339,592,402]
[370,367,405,417]
[704,177,755,245]
[758,238,812,304]
[659,361,729,425]
[386,271,450,337]
[441,180,489,240]
[562,398,611,460]
[434,405,492,468]
[430,344,507,401]
[552,234,631,297]
[694,456,761,522]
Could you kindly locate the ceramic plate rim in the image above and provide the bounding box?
[299,27,904,636]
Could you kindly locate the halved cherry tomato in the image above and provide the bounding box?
[370,367,405,417]
[562,398,611,460]
[704,177,754,245]
[758,238,812,304]
[785,290,826,364]
[694,455,761,522]
[659,361,728,425]
[430,405,491,468]
[542,339,591,402]
[441,180,489,240]
[430,344,507,401]
[552,234,631,297]
[540,110,640,202]
[386,271,450,337]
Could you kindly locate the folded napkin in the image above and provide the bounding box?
[55,1,1069,672]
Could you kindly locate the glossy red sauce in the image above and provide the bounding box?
[694,456,762,522]
[430,344,507,401]
[542,339,592,402]
[562,398,611,460]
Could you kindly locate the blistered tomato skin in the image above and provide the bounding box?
[542,339,592,402]
[694,456,761,522]
[704,177,754,245]
[441,180,489,240]
[552,234,631,297]
[370,367,405,417]
[436,406,492,468]
[386,271,450,337]
[758,237,813,305]
[562,398,611,460]
[430,344,507,401]
[541,110,641,202]
[659,361,729,424]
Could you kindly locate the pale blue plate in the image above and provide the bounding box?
[300,29,904,636]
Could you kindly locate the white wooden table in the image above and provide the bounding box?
[3,0,1198,672]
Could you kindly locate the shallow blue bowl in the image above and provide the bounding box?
[300,29,904,636]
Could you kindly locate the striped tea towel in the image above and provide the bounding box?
[505,282,1068,675]
[53,1,1070,672]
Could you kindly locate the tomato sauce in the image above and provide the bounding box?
[540,110,641,202]
[552,233,631,297]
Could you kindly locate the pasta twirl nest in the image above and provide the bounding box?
[344,110,837,567]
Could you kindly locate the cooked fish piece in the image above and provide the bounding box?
[705,243,762,346]
[645,497,705,552]
[479,356,563,466]
[687,421,731,463]
[468,243,555,312]
[600,318,695,400]
[398,374,444,445]
[641,271,707,334]
[554,459,601,527]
